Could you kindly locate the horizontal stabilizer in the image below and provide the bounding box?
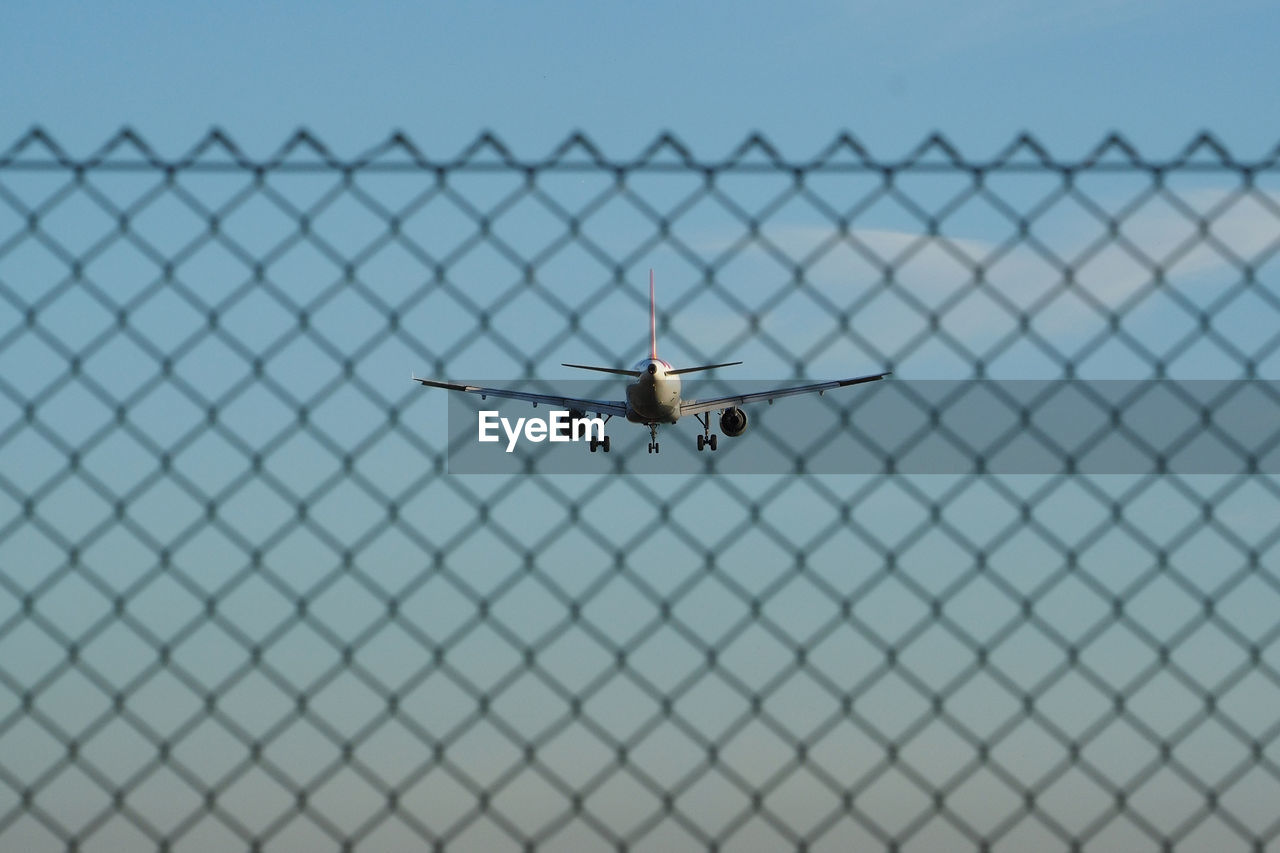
[667,361,743,376]
[562,363,643,377]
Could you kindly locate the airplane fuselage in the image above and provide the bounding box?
[625,358,681,424]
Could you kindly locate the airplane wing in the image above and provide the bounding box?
[412,375,628,417]
[679,372,890,417]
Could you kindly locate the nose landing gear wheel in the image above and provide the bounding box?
[648,424,660,454]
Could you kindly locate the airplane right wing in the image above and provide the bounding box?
[412,375,628,418]
[679,372,890,417]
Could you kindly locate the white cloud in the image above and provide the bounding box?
[679,187,1280,377]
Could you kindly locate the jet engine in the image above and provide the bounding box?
[719,407,748,437]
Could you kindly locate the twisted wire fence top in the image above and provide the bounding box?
[1,129,1279,852]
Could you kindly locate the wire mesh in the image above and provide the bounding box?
[2,128,1280,852]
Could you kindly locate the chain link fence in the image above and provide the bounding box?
[2,129,1280,851]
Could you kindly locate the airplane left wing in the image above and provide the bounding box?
[412,376,628,417]
[679,372,890,417]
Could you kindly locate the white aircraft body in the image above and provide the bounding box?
[413,272,890,454]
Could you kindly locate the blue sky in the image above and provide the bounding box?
[4,0,1279,159]
[4,3,1280,850]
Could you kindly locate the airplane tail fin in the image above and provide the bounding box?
[650,269,658,360]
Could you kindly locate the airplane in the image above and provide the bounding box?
[412,271,890,454]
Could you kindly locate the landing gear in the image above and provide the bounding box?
[694,413,718,452]
[589,416,612,453]
[648,424,660,454]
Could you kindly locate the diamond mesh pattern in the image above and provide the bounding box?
[2,129,1280,852]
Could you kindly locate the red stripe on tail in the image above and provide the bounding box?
[650,269,657,360]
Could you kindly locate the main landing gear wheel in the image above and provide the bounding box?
[589,436,611,453]
[695,413,719,452]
